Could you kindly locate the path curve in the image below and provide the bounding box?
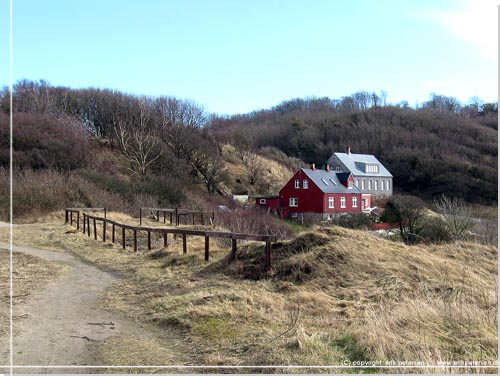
[0,241,190,373]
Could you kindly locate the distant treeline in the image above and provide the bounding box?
[0,81,497,207]
[210,94,498,204]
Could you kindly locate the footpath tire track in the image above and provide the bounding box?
[0,242,190,373]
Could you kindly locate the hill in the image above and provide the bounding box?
[3,217,497,372]
[210,97,498,204]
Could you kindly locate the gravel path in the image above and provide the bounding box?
[0,241,190,373]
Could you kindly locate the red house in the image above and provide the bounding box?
[256,164,371,220]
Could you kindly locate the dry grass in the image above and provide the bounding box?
[3,215,498,373]
[0,250,68,338]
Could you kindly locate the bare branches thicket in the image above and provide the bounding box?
[113,99,161,177]
[434,195,473,239]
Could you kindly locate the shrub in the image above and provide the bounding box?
[330,213,372,229]
[1,112,91,171]
[419,216,452,244]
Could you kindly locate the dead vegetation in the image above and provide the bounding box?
[2,215,497,373]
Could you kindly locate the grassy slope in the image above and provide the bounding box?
[1,215,497,373]
[220,144,294,195]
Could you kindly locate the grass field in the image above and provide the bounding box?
[1,213,497,373]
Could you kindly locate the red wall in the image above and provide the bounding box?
[279,170,324,215]
[255,197,281,212]
[322,193,362,213]
[278,170,362,216]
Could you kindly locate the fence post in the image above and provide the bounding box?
[175,208,179,226]
[65,210,68,224]
[265,242,271,271]
[104,208,107,218]
[192,213,195,226]
[147,231,151,250]
[93,219,97,240]
[70,211,73,226]
[204,236,210,261]
[76,211,80,230]
[112,223,115,243]
[163,211,166,223]
[122,227,126,249]
[170,212,173,225]
[87,216,90,237]
[102,220,106,242]
[133,230,137,252]
[163,232,168,247]
[83,213,86,233]
[139,207,142,226]
[231,238,237,260]
[182,234,187,254]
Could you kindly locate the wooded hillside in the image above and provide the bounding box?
[210,95,498,204]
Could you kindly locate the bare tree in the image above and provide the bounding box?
[113,100,161,177]
[434,195,473,239]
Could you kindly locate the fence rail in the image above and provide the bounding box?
[64,207,106,230]
[74,212,275,270]
[139,207,215,226]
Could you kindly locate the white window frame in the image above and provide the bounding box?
[387,180,390,191]
[303,179,308,189]
[340,197,346,208]
[328,197,334,208]
[321,178,329,185]
[355,179,359,187]
[259,199,267,205]
[348,180,353,189]
[295,179,300,189]
[381,180,385,190]
[374,180,378,190]
[368,180,372,190]
[361,179,365,190]
[336,165,341,172]
[352,197,357,207]
[289,198,298,207]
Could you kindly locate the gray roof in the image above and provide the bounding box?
[329,152,393,177]
[301,168,362,194]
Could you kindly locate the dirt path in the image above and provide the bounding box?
[0,241,192,373]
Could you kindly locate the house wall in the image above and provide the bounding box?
[255,197,281,212]
[322,193,362,213]
[353,176,393,197]
[279,170,324,216]
[329,155,393,197]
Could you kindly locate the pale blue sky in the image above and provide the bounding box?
[2,0,498,114]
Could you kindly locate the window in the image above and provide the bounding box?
[352,197,358,207]
[368,180,372,190]
[290,198,298,207]
[329,179,337,186]
[259,199,266,205]
[336,165,341,172]
[374,180,378,190]
[361,180,365,190]
[321,178,329,185]
[366,164,379,173]
[348,180,353,189]
[381,180,385,190]
[328,197,334,208]
[295,179,300,189]
[340,197,346,208]
[387,180,390,191]
[355,179,359,187]
[303,180,308,189]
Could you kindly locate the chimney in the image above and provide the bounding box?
[311,163,316,171]
[325,164,330,172]
[347,146,351,155]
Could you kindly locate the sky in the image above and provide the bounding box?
[1,0,498,115]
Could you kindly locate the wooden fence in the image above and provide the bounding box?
[78,212,276,270]
[64,207,106,230]
[139,207,215,226]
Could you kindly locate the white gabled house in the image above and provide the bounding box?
[326,147,393,198]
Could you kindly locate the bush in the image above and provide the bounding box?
[330,213,372,229]
[1,112,91,171]
[419,216,452,244]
